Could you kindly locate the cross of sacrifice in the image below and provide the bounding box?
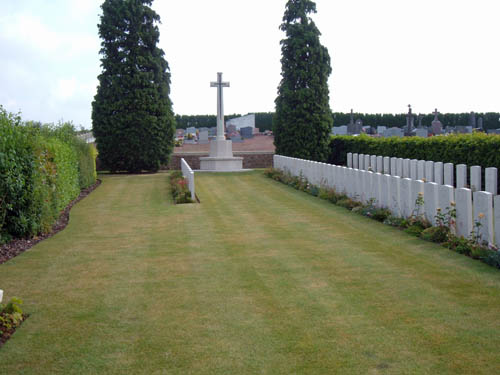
[210,72,230,141]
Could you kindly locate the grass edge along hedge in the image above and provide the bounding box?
[328,134,500,171]
[0,106,97,243]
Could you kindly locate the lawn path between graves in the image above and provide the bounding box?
[0,171,499,374]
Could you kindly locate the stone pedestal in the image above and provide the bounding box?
[200,139,243,171]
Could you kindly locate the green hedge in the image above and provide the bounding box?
[328,134,500,171]
[0,106,97,242]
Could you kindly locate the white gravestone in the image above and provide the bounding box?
[425,161,435,182]
[470,166,481,192]
[456,188,473,239]
[485,167,497,195]
[370,155,377,172]
[365,155,371,171]
[400,178,412,218]
[390,157,397,176]
[410,159,418,180]
[417,160,425,180]
[381,174,391,208]
[410,180,425,218]
[403,159,410,178]
[396,158,404,177]
[389,176,401,217]
[373,173,382,205]
[434,162,443,185]
[438,185,455,232]
[383,157,390,174]
[456,164,467,189]
[473,191,494,245]
[376,156,383,173]
[347,153,353,168]
[444,163,454,187]
[424,182,439,225]
[353,153,359,169]
[359,154,365,170]
[494,196,500,248]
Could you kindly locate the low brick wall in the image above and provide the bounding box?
[167,152,274,170]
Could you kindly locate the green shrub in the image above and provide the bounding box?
[420,226,449,243]
[0,107,97,240]
[169,171,193,204]
[404,225,425,237]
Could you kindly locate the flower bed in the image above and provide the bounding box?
[169,171,194,204]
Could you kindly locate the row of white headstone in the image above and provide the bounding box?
[346,152,498,195]
[180,158,196,201]
[273,155,500,248]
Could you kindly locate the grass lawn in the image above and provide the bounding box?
[0,171,499,374]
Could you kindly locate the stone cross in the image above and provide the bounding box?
[349,109,354,126]
[210,72,230,141]
[433,108,439,121]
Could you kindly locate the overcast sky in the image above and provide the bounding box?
[1,0,499,129]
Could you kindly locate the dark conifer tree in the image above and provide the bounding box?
[274,0,332,161]
[92,0,175,172]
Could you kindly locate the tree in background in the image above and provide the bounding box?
[92,0,175,172]
[274,0,332,161]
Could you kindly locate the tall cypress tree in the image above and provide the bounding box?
[274,0,332,161]
[92,0,175,172]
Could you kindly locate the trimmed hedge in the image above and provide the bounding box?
[0,106,97,242]
[328,134,500,172]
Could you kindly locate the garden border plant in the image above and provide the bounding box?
[265,168,500,270]
[0,297,28,348]
[168,171,195,204]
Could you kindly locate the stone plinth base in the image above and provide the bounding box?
[199,139,243,171]
[199,157,243,171]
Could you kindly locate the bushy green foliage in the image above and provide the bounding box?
[0,106,97,240]
[274,0,332,161]
[329,133,500,172]
[92,0,176,173]
[0,297,25,337]
[169,171,193,204]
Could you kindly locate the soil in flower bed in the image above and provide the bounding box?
[0,180,101,265]
[0,314,29,348]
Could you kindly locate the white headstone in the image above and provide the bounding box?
[370,155,377,172]
[365,154,371,171]
[434,162,444,185]
[390,176,401,217]
[400,178,412,218]
[381,174,391,208]
[410,159,418,180]
[485,167,497,195]
[373,173,382,205]
[456,164,467,189]
[417,160,425,180]
[425,161,435,182]
[353,153,359,169]
[403,159,410,178]
[359,154,365,170]
[456,188,473,239]
[473,191,494,245]
[396,158,404,177]
[470,166,481,192]
[383,157,390,174]
[347,153,353,168]
[390,157,397,176]
[494,195,500,248]
[444,163,454,186]
[424,182,439,225]
[376,156,383,173]
[438,185,455,229]
[410,179,425,218]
